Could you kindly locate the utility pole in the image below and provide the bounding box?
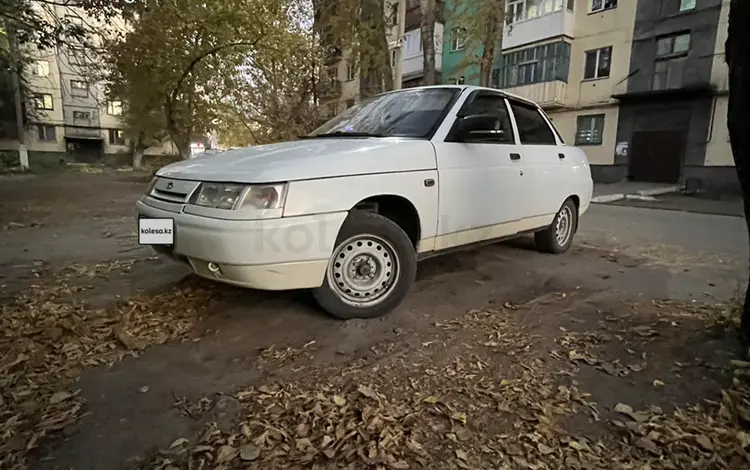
[393,0,406,90]
[8,30,29,169]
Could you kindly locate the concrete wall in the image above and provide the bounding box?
[626,0,723,94]
[548,104,620,166]
[567,0,637,107]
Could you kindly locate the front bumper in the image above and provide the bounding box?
[136,200,347,290]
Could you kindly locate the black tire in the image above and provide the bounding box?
[535,198,578,254]
[313,211,417,320]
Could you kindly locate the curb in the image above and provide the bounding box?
[625,194,659,202]
[591,193,625,203]
[636,186,681,197]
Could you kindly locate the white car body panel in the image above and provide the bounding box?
[283,170,440,245]
[155,139,437,183]
[137,85,593,292]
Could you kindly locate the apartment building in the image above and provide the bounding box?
[386,0,445,88]
[486,0,734,191]
[0,5,176,166]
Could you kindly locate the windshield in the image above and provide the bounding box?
[310,87,460,138]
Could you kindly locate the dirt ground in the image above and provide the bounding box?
[1,171,749,470]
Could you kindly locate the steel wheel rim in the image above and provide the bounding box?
[555,206,573,246]
[326,234,400,308]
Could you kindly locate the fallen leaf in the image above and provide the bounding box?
[216,445,239,463]
[239,443,261,461]
[455,449,468,460]
[49,391,73,405]
[333,395,346,407]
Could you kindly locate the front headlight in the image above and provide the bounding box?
[190,182,287,210]
[237,184,287,210]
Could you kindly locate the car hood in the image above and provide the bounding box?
[156,138,437,183]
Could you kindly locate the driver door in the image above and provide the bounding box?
[432,91,527,250]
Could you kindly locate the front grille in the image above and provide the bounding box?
[149,178,200,204]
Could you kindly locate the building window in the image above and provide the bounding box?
[327,102,338,118]
[37,125,56,142]
[70,80,88,97]
[506,0,566,25]
[107,100,123,116]
[497,41,571,88]
[346,99,355,108]
[575,114,605,145]
[72,110,91,121]
[591,0,617,13]
[327,67,337,83]
[679,0,696,12]
[391,49,397,67]
[34,93,54,110]
[33,60,50,77]
[109,129,126,145]
[346,62,356,81]
[656,32,691,57]
[450,28,466,51]
[584,46,612,80]
[653,57,687,90]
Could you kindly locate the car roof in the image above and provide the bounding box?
[382,84,539,108]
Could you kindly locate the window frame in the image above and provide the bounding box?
[107,100,123,116]
[679,0,696,12]
[450,27,466,52]
[37,124,57,142]
[34,60,50,77]
[583,46,612,80]
[34,93,54,110]
[574,114,605,146]
[108,129,126,146]
[72,110,91,121]
[655,32,691,59]
[346,62,356,81]
[507,99,558,146]
[449,90,517,145]
[591,0,618,14]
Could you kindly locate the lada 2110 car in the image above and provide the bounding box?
[136,85,594,319]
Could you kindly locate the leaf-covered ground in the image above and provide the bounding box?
[2,172,748,470]
[131,291,750,470]
[0,263,221,469]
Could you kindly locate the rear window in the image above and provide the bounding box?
[508,101,557,145]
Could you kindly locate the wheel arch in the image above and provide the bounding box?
[349,194,422,248]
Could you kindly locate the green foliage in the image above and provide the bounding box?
[103,0,307,157]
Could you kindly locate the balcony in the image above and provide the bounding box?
[400,23,444,79]
[503,8,575,51]
[64,126,102,139]
[504,80,568,109]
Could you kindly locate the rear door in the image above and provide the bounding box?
[507,99,566,219]
[432,90,527,249]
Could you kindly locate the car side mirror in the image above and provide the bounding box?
[457,114,506,142]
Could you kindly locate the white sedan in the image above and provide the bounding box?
[136,85,593,319]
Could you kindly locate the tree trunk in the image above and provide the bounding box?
[479,2,504,87]
[132,131,146,169]
[420,0,437,85]
[726,0,750,345]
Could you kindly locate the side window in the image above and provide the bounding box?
[457,92,514,144]
[508,101,557,145]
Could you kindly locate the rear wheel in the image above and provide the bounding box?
[313,211,417,320]
[535,198,577,254]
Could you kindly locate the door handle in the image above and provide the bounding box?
[510,153,521,161]
[558,153,566,159]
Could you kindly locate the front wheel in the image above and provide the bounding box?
[313,211,417,320]
[535,198,578,254]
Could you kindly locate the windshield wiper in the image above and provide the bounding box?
[299,131,385,139]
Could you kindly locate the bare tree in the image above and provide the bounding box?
[420,0,437,85]
[726,0,750,353]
